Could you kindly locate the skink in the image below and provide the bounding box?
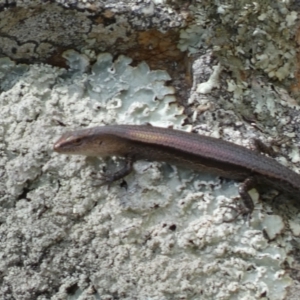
[53,125,300,214]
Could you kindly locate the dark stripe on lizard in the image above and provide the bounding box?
[53,125,300,214]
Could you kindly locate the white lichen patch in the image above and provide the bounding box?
[0,51,298,300]
[196,63,222,94]
[261,215,285,240]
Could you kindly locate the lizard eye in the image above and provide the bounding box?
[72,138,83,146]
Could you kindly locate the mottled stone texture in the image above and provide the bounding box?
[1,1,300,300]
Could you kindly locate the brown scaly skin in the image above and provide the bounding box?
[54,125,300,215]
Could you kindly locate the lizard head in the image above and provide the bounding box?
[53,128,130,157]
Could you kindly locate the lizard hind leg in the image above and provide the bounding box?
[221,177,256,223]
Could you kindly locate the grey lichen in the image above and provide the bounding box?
[0,1,186,63]
[1,0,300,299]
[178,0,298,83]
